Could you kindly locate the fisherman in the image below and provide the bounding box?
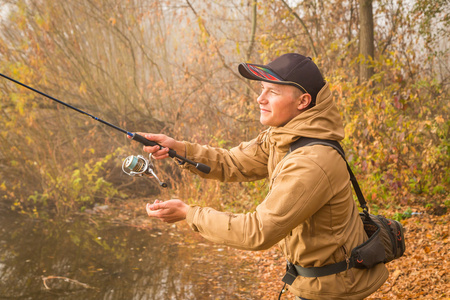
[139,53,388,299]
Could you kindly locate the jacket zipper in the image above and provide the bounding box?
[227,213,237,231]
[341,245,354,281]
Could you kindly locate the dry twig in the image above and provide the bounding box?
[42,276,97,291]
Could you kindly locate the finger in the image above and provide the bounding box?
[130,132,165,148]
[146,203,153,216]
[153,148,170,159]
[143,145,161,154]
[143,146,169,159]
[152,153,169,160]
[152,148,170,160]
[147,210,162,218]
[134,132,154,138]
[146,203,164,218]
[144,133,167,144]
[148,202,166,211]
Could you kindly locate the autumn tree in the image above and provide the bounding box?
[0,0,448,213]
[358,0,375,82]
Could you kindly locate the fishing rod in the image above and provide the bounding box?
[0,73,211,184]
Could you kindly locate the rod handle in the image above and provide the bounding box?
[131,133,211,174]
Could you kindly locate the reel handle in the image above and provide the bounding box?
[131,133,211,174]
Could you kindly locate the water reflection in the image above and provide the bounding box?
[0,207,259,299]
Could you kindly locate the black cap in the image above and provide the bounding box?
[238,53,325,103]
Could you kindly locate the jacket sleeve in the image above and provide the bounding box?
[185,151,339,251]
[180,134,270,182]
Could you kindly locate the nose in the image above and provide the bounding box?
[257,90,267,104]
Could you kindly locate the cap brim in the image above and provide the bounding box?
[238,63,283,82]
[238,63,308,93]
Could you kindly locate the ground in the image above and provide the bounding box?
[115,201,449,299]
[249,207,449,299]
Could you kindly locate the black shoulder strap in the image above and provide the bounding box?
[290,137,368,212]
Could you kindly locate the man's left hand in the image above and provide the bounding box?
[146,199,189,223]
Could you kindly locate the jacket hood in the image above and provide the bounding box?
[267,82,345,151]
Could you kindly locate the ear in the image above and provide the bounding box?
[298,93,312,111]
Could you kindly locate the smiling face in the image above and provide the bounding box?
[257,81,311,127]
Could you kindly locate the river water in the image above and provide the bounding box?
[0,205,261,299]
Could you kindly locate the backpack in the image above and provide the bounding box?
[282,137,406,283]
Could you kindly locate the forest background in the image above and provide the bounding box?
[0,0,448,297]
[0,0,447,217]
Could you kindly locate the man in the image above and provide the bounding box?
[139,53,388,299]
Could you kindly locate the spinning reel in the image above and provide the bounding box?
[122,153,168,188]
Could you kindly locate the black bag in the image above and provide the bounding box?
[283,137,406,280]
[353,211,405,268]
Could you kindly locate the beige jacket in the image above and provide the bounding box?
[183,83,389,299]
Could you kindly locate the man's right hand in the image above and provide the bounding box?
[135,133,185,160]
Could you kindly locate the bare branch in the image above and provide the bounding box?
[279,0,318,58]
